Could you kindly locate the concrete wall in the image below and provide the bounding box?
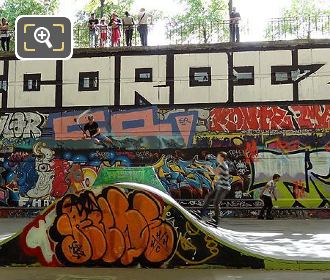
[0,41,329,212]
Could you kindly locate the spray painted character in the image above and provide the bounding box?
[27,142,55,198]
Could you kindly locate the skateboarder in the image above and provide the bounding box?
[258,174,281,220]
[200,151,231,226]
[83,114,113,147]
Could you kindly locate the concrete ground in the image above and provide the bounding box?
[0,218,329,279]
[0,267,330,280]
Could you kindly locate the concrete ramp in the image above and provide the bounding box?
[0,182,329,270]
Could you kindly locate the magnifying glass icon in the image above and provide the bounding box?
[34,27,53,48]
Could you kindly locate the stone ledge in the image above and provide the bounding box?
[2,39,330,59]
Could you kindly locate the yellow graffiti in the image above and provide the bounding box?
[179,236,196,251]
[175,221,219,265]
[205,235,219,256]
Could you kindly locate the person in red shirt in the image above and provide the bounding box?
[110,13,121,47]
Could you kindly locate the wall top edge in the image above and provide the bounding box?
[2,39,330,60]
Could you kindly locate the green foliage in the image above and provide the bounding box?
[167,0,228,44]
[84,0,134,19]
[0,0,59,25]
[265,0,330,40]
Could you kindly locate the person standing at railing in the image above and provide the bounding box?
[137,8,153,46]
[229,7,241,42]
[122,11,134,47]
[98,17,108,48]
[110,13,121,47]
[0,18,10,51]
[88,13,99,48]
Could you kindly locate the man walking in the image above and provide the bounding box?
[258,174,281,220]
[200,151,231,226]
[229,7,241,42]
[88,13,99,48]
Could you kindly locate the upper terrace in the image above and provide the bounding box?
[1,15,330,51]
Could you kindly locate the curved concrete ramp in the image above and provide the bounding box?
[0,183,329,270]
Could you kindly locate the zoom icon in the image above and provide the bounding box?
[15,16,72,60]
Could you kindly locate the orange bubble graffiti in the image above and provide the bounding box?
[51,187,176,266]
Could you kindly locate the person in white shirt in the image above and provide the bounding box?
[137,8,152,46]
[258,174,281,220]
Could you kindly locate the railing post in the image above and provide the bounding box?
[169,24,172,45]
[77,27,80,48]
[180,25,183,44]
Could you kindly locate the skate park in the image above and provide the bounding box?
[0,37,330,278]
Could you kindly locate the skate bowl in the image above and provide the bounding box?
[0,182,329,270]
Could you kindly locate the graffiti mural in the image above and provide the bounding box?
[210,105,330,132]
[0,112,47,139]
[49,106,198,149]
[153,154,246,200]
[20,187,177,267]
[0,103,329,212]
[0,143,132,207]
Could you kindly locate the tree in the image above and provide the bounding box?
[0,0,59,25]
[265,0,330,40]
[84,0,134,19]
[166,0,228,44]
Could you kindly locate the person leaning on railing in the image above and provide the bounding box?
[137,8,153,47]
[229,7,241,43]
[0,18,10,51]
[98,17,108,48]
[109,13,121,47]
[122,11,134,47]
[88,12,99,48]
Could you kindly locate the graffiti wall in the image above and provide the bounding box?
[1,43,330,212]
[0,103,329,210]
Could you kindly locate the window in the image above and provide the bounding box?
[79,72,99,91]
[233,66,254,86]
[272,64,324,85]
[189,67,211,87]
[271,66,296,85]
[0,76,7,91]
[135,68,153,82]
[23,74,41,91]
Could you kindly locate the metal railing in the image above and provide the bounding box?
[0,15,329,53]
[165,20,249,44]
[73,25,144,48]
[266,15,330,41]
